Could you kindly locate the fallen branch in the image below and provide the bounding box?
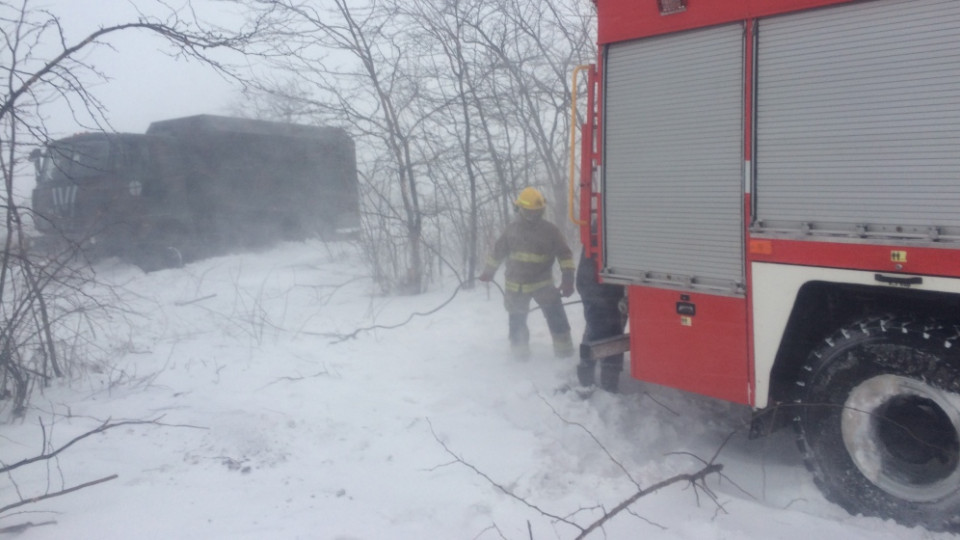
[259,368,332,389]
[667,428,755,502]
[426,419,579,530]
[174,293,217,306]
[329,282,467,343]
[0,520,58,534]
[537,394,641,489]
[0,417,199,475]
[428,402,734,539]
[576,463,722,539]
[326,278,573,344]
[0,474,118,516]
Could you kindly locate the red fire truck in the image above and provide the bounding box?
[574,0,960,531]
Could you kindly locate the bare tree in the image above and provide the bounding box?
[467,0,595,231]
[0,0,268,414]
[240,0,595,292]
[248,0,430,294]
[399,0,485,287]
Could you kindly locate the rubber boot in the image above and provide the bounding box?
[577,361,596,387]
[599,365,621,393]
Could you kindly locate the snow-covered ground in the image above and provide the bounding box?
[1,241,953,539]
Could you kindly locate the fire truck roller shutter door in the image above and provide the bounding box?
[602,23,745,293]
[755,0,960,240]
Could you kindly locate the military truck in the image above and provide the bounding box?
[30,115,359,270]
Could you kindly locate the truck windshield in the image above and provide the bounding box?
[38,141,112,185]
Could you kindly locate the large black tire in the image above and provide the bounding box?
[795,317,960,532]
[130,222,190,272]
[131,243,184,273]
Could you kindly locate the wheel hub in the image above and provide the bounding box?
[842,374,960,502]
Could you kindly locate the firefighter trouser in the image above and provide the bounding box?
[581,295,626,371]
[576,295,626,389]
[504,285,572,356]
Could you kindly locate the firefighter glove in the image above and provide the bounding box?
[478,269,495,282]
[560,273,574,297]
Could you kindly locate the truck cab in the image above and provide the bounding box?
[31,132,187,265]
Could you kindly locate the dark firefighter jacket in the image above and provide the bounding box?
[483,217,575,293]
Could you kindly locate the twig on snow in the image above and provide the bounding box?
[0,474,118,516]
[0,519,58,534]
[425,418,582,532]
[0,417,201,475]
[575,463,723,539]
[329,282,468,343]
[537,393,641,489]
[174,293,217,306]
[259,368,332,389]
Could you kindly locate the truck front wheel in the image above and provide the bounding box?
[795,317,960,532]
[132,222,189,272]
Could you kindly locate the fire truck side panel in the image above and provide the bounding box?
[749,238,960,277]
[630,286,750,405]
[752,262,960,408]
[601,23,745,293]
[596,0,857,45]
[589,0,960,529]
[753,0,960,241]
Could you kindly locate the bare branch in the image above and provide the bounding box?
[537,393,641,489]
[426,418,583,532]
[575,463,724,539]
[1,418,171,475]
[0,474,118,516]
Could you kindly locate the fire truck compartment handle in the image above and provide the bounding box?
[874,273,922,287]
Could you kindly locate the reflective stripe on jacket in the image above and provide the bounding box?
[504,278,554,293]
[482,217,574,289]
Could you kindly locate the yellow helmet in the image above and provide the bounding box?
[515,187,546,210]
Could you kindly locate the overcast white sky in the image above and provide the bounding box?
[39,0,248,136]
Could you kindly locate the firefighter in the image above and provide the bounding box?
[478,187,576,359]
[576,246,627,392]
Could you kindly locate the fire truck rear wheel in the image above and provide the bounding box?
[795,317,960,532]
